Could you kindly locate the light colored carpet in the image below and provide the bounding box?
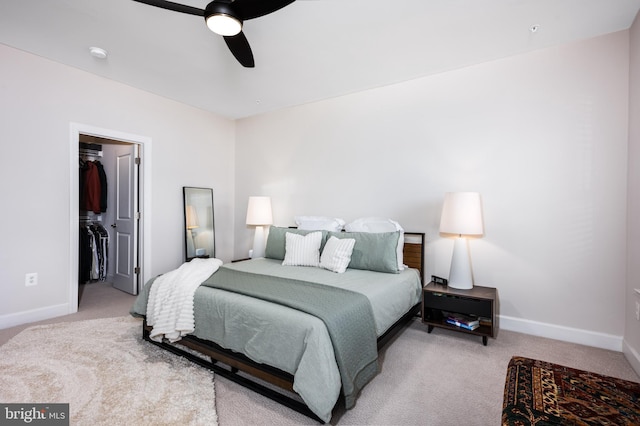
[2,284,639,425]
[0,316,218,426]
[213,318,640,425]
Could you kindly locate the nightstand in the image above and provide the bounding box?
[421,282,498,345]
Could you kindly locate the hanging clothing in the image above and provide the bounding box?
[91,223,109,280]
[80,160,107,213]
[81,161,100,213]
[95,161,108,213]
[79,223,109,283]
[79,225,92,283]
[79,160,87,210]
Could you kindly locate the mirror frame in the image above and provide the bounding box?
[183,187,215,261]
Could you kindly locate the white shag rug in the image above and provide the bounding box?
[0,316,217,426]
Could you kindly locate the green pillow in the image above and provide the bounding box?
[265,226,328,260]
[328,231,400,273]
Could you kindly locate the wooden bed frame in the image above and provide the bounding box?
[142,232,425,423]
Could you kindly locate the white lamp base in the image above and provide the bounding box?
[448,237,473,290]
[251,225,266,258]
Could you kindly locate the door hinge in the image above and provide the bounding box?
[135,157,141,165]
[136,211,141,220]
[134,267,140,275]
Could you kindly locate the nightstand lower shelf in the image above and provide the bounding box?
[425,322,493,346]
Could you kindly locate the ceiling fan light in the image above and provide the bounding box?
[206,13,242,36]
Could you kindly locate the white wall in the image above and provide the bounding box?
[625,14,640,370]
[0,44,236,328]
[235,31,630,350]
[0,28,633,354]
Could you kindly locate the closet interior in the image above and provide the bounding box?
[78,134,140,299]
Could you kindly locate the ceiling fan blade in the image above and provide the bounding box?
[231,0,296,20]
[223,32,255,67]
[132,0,204,16]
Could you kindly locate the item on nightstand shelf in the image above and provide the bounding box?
[478,317,492,327]
[446,320,479,331]
[445,313,480,330]
[446,319,479,330]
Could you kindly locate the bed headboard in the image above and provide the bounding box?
[403,232,425,283]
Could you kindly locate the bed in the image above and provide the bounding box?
[131,221,424,423]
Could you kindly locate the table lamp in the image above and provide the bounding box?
[246,196,273,258]
[439,192,484,289]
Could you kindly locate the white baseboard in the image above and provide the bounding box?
[623,340,640,376]
[499,315,623,352]
[0,303,70,330]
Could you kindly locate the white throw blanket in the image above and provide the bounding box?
[146,257,223,342]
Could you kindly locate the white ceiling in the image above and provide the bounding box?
[1,0,639,119]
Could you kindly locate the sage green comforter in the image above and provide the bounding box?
[131,258,421,422]
[202,265,377,411]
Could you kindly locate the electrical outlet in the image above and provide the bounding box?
[25,272,38,287]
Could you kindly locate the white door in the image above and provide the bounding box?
[112,144,139,295]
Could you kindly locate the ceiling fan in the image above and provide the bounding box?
[132,0,296,67]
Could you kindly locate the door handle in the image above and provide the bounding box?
[111,223,117,228]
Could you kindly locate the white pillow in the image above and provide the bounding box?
[282,231,322,267]
[345,217,403,233]
[320,236,356,273]
[295,216,345,232]
[345,217,405,270]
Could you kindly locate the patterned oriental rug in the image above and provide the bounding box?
[0,316,218,425]
[502,356,640,425]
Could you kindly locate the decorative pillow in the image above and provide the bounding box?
[265,226,328,260]
[345,217,405,270]
[295,216,345,232]
[282,231,322,267]
[320,236,356,273]
[328,231,401,274]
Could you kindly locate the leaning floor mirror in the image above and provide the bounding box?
[183,187,215,261]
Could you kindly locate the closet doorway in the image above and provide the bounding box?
[70,123,152,314]
[79,135,139,295]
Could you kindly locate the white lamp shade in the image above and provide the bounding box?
[439,192,484,236]
[246,196,273,226]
